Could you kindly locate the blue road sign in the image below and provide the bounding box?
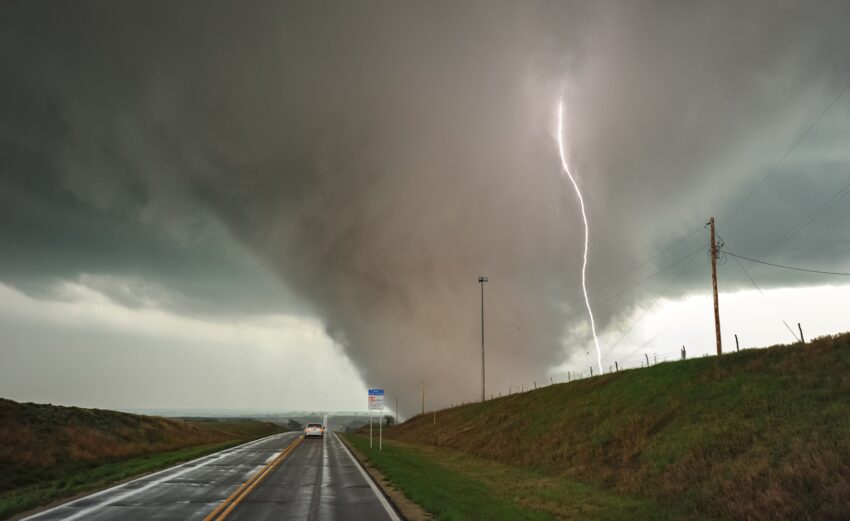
[368,388,385,410]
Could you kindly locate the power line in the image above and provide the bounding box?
[594,242,708,307]
[754,182,850,260]
[722,83,849,229]
[588,226,703,295]
[599,83,849,364]
[497,85,848,372]
[731,255,764,295]
[523,85,848,370]
[783,321,801,342]
[601,245,706,361]
[721,179,850,289]
[608,247,705,364]
[486,227,705,344]
[491,245,705,345]
[728,246,802,342]
[721,250,850,276]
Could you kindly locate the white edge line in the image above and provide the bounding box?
[23,431,295,520]
[322,432,330,486]
[335,432,402,521]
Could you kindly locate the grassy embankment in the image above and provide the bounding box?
[344,433,671,521]
[0,399,284,519]
[350,333,850,520]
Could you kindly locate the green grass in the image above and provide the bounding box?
[387,333,850,520]
[344,434,677,521]
[345,434,550,521]
[0,439,245,519]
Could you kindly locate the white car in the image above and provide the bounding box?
[304,423,324,438]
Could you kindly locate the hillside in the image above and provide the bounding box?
[385,333,850,520]
[0,399,283,518]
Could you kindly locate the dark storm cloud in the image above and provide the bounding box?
[0,137,300,316]
[2,1,849,408]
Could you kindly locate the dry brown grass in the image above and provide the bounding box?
[0,404,226,470]
[0,398,281,487]
[0,401,284,520]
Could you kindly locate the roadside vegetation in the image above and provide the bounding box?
[361,333,850,520]
[0,399,283,519]
[344,434,676,521]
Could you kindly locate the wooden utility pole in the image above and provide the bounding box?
[709,217,722,356]
[421,381,425,416]
[798,323,805,343]
[734,334,739,352]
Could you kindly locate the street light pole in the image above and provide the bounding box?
[478,276,488,402]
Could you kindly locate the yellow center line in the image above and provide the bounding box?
[204,435,304,521]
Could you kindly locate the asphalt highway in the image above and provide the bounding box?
[24,432,399,521]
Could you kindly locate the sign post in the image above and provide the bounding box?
[368,388,384,450]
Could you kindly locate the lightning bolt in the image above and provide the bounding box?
[557,98,604,375]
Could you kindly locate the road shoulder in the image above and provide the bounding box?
[338,434,433,521]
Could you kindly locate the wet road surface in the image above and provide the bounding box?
[24,432,398,521]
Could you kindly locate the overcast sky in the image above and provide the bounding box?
[1,1,849,415]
